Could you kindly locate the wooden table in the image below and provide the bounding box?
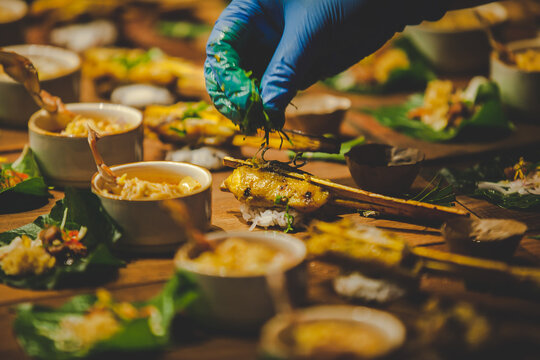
[1,122,540,358]
[1,58,540,358]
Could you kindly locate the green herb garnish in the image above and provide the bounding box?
[157,20,211,40]
[113,48,163,70]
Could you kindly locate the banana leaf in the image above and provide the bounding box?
[0,188,124,289]
[324,36,435,94]
[440,156,540,210]
[13,275,198,359]
[0,146,49,198]
[363,81,514,142]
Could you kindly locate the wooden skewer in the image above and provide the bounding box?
[222,157,469,221]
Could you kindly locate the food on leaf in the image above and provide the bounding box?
[0,146,49,198]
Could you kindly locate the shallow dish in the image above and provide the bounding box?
[92,161,212,253]
[405,3,507,73]
[442,218,527,261]
[29,103,143,187]
[0,0,27,46]
[490,37,540,119]
[285,94,351,136]
[0,44,81,127]
[345,143,424,195]
[174,231,306,331]
[259,305,406,359]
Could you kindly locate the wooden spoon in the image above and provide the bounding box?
[86,123,120,192]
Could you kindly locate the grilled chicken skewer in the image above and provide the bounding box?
[222,157,468,222]
[308,220,540,292]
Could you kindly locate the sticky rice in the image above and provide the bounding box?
[239,204,303,231]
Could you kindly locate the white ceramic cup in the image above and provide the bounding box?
[175,231,307,331]
[490,38,540,119]
[29,103,143,187]
[92,161,212,253]
[0,44,81,127]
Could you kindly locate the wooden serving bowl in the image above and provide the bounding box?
[285,93,351,136]
[345,144,424,195]
[442,218,527,261]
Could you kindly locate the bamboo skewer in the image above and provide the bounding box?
[223,157,469,221]
[413,246,540,285]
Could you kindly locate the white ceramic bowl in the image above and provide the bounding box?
[175,231,307,331]
[405,3,507,73]
[92,161,212,253]
[490,38,540,119]
[0,44,81,127]
[0,0,27,46]
[285,94,351,135]
[29,103,143,187]
[260,305,406,359]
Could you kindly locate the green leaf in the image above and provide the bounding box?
[407,174,456,207]
[0,188,124,289]
[363,81,514,142]
[13,276,198,359]
[288,136,366,163]
[441,157,540,210]
[157,20,211,40]
[0,146,49,198]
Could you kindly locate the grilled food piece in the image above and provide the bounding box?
[222,166,330,213]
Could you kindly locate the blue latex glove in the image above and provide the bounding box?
[205,0,449,134]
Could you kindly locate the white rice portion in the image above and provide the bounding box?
[166,146,228,171]
[239,204,304,231]
[333,272,406,303]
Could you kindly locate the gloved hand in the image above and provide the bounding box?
[205,0,448,134]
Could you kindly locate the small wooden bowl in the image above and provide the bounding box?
[345,144,424,195]
[442,218,527,261]
[285,94,351,136]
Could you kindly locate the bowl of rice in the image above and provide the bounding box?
[29,103,143,187]
[92,161,212,253]
[0,44,81,127]
[174,230,306,331]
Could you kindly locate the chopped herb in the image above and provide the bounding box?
[113,48,163,70]
[169,126,186,137]
[284,204,295,233]
[408,174,456,207]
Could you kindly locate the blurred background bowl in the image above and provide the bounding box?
[404,3,508,73]
[0,0,27,46]
[29,103,143,187]
[490,37,540,120]
[93,161,212,253]
[285,93,351,136]
[0,44,81,128]
[345,143,424,195]
[442,218,527,261]
[260,305,406,360]
[174,230,306,331]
